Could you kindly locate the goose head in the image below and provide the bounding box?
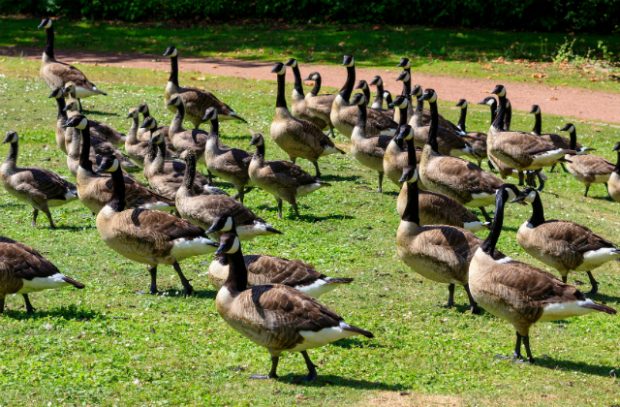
[396,70,410,83]
[559,123,576,133]
[38,18,52,29]
[167,94,183,108]
[511,186,538,205]
[420,88,437,103]
[202,107,218,121]
[369,75,383,86]
[271,62,286,76]
[2,131,18,144]
[149,130,166,146]
[389,94,409,109]
[355,80,369,92]
[215,231,241,256]
[138,102,150,115]
[304,71,321,81]
[490,84,507,97]
[397,57,410,69]
[163,46,178,58]
[456,99,468,109]
[529,105,541,114]
[478,96,496,107]
[48,87,64,99]
[410,84,423,99]
[95,155,120,174]
[614,142,620,152]
[284,58,298,68]
[62,114,88,130]
[63,82,77,98]
[140,116,158,130]
[62,99,80,113]
[249,133,265,147]
[342,55,355,67]
[207,215,235,235]
[350,92,366,106]
[127,107,139,119]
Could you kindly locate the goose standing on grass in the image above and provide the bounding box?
[1,131,77,229]
[396,124,491,313]
[137,102,169,142]
[514,187,620,294]
[162,45,246,127]
[38,18,106,111]
[479,96,518,180]
[270,62,344,178]
[0,236,84,314]
[609,142,620,202]
[95,155,218,296]
[468,185,616,363]
[558,123,613,197]
[48,87,70,154]
[302,71,336,137]
[284,59,330,131]
[214,227,373,381]
[369,76,390,112]
[207,216,351,297]
[248,133,329,219]
[396,125,488,232]
[176,151,280,240]
[167,95,208,159]
[395,58,414,123]
[125,107,151,166]
[418,89,504,222]
[455,99,487,167]
[202,108,252,202]
[383,96,420,187]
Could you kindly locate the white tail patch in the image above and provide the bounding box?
[463,221,487,232]
[237,222,276,239]
[297,183,323,196]
[296,279,334,298]
[540,299,597,321]
[292,321,357,351]
[171,237,217,259]
[578,248,620,270]
[18,273,71,293]
[322,145,342,156]
[141,202,174,211]
[495,256,514,264]
[64,190,78,200]
[380,128,397,137]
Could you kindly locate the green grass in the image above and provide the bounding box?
[0,56,619,406]
[1,17,619,93]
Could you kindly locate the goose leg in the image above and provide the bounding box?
[23,294,35,314]
[536,171,545,192]
[377,172,384,193]
[312,161,321,178]
[0,297,4,313]
[464,284,480,314]
[43,207,56,229]
[329,125,335,138]
[561,162,568,173]
[276,198,283,219]
[250,356,279,380]
[207,171,214,185]
[586,271,598,295]
[78,99,83,113]
[446,283,455,308]
[237,187,245,204]
[584,184,590,197]
[301,351,318,381]
[518,171,524,186]
[32,208,39,227]
[522,335,534,363]
[172,262,193,296]
[292,202,300,217]
[148,266,158,295]
[513,332,523,359]
[549,163,557,173]
[561,275,568,283]
[488,160,496,173]
[479,207,492,223]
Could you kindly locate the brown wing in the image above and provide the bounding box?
[540,220,616,253]
[306,94,335,116]
[19,168,75,200]
[0,241,60,280]
[426,156,503,194]
[125,208,205,241]
[180,87,233,119]
[286,116,333,152]
[540,133,575,150]
[366,109,398,132]
[265,160,317,187]
[246,255,322,287]
[45,61,97,90]
[569,154,615,175]
[496,131,560,156]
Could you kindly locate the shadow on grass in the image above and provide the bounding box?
[535,356,618,378]
[331,338,385,349]
[277,373,405,390]
[4,304,101,321]
[154,288,217,299]
[82,109,119,117]
[50,224,96,232]
[321,174,361,182]
[587,291,620,304]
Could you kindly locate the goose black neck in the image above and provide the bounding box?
[224,246,248,292]
[503,102,512,131]
[255,143,265,158]
[108,164,126,212]
[183,154,197,190]
[209,117,220,139]
[489,102,497,124]
[401,165,420,225]
[175,101,185,120]
[373,83,384,106]
[169,56,179,86]
[406,137,416,167]
[44,27,55,59]
[362,86,370,103]
[398,103,408,126]
[402,69,411,96]
[528,192,546,227]
[55,97,67,120]
[6,141,18,163]
[457,106,467,132]
[568,128,577,150]
[356,102,367,129]
[415,97,423,115]
[157,138,166,160]
[291,65,304,95]
[615,150,620,174]
[340,66,355,102]
[310,75,321,96]
[79,124,93,172]
[481,191,506,256]
[532,112,542,135]
[428,101,440,153]
[275,74,287,109]
[146,140,158,162]
[492,96,506,130]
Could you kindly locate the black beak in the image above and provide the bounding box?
[490,84,503,95]
[398,167,413,183]
[215,244,226,256]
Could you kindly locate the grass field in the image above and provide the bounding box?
[0,56,619,406]
[1,17,619,93]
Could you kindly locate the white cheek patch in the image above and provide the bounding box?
[227,237,240,254]
[223,216,234,232]
[526,190,537,203]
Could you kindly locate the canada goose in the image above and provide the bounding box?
[609,142,620,202]
[0,236,84,314]
[206,215,351,296]
[394,58,414,123]
[176,151,280,240]
[162,45,246,127]
[396,127,488,313]
[214,228,373,381]
[124,107,151,165]
[202,108,252,202]
[1,131,77,228]
[468,185,616,362]
[139,116,176,157]
[96,155,218,295]
[302,71,336,137]
[38,18,106,111]
[479,96,517,179]
[167,95,208,158]
[284,59,330,131]
[369,75,388,111]
[62,115,174,214]
[396,125,488,232]
[418,89,503,222]
[330,55,398,138]
[48,87,69,154]
[248,133,329,218]
[514,187,620,294]
[455,99,487,167]
[383,91,393,109]
[270,62,344,178]
[355,80,372,104]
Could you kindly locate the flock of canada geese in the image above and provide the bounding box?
[1,18,619,381]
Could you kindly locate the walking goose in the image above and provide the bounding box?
[396,127,489,313]
[167,95,208,158]
[468,185,616,362]
[214,228,373,381]
[62,115,173,214]
[38,18,106,110]
[284,59,330,131]
[248,133,329,218]
[95,155,218,295]
[302,71,336,137]
[1,131,77,228]
[609,142,620,202]
[383,96,421,187]
[162,45,246,127]
[455,99,487,166]
[330,56,398,138]
[270,62,344,178]
[418,89,503,222]
[514,187,620,294]
[396,125,488,232]
[176,151,280,240]
[0,236,84,314]
[202,108,252,202]
[206,215,351,297]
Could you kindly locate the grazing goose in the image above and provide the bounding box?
[349,93,390,192]
[396,125,488,232]
[330,56,398,138]
[455,99,487,167]
[202,108,252,202]
[95,155,218,295]
[176,151,280,240]
[302,71,336,137]
[63,115,173,214]
[285,59,330,131]
[609,142,620,202]
[270,62,344,178]
[167,95,208,158]
[162,45,245,127]
[38,18,106,111]
[1,131,77,228]
[558,123,613,197]
[514,187,620,294]
[468,185,616,363]
[207,216,351,296]
[383,96,421,187]
[418,89,503,222]
[48,87,70,154]
[396,131,493,313]
[248,133,329,218]
[214,229,373,381]
[0,236,84,314]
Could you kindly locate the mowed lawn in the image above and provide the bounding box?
[0,56,619,406]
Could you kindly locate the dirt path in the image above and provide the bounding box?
[5,48,620,124]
